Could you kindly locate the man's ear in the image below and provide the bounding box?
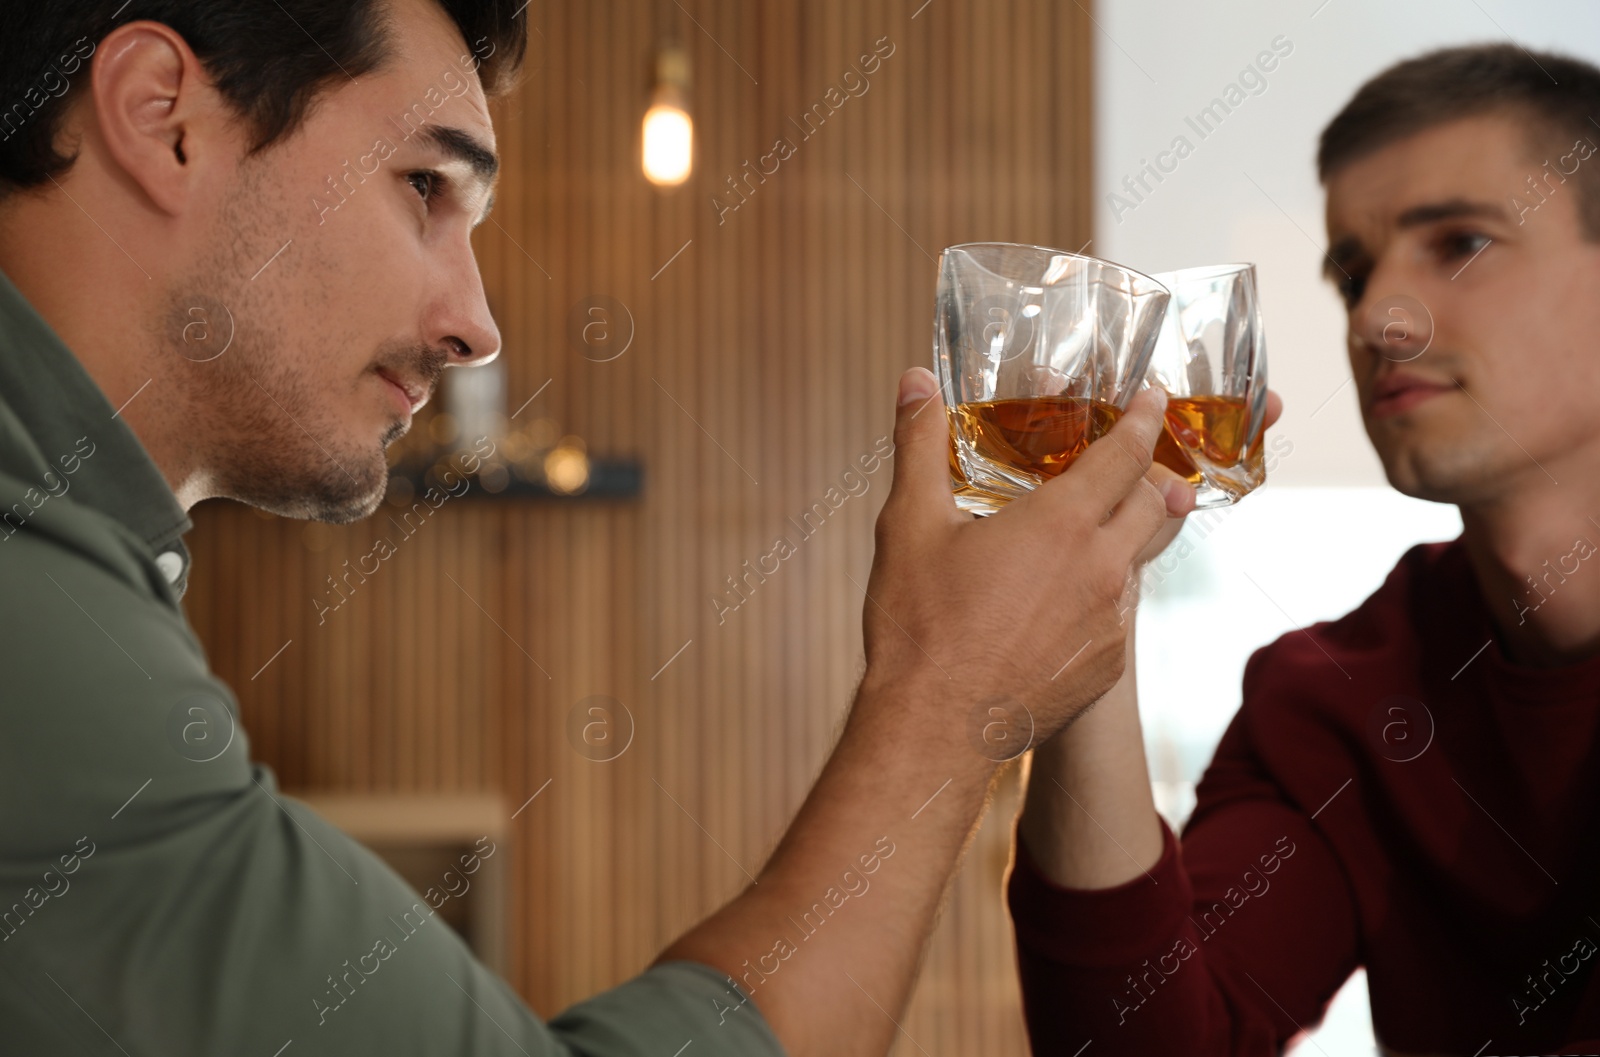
[88,21,217,216]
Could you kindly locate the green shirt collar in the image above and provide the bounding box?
[0,266,193,595]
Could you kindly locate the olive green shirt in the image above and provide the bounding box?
[0,268,783,1057]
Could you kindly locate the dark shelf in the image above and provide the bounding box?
[387,457,644,503]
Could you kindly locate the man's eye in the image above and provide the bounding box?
[406,171,443,203]
[1437,230,1490,260]
[1339,272,1368,309]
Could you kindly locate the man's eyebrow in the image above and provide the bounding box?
[1395,198,1505,228]
[414,124,499,183]
[412,124,499,226]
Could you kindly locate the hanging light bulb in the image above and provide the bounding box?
[642,46,692,187]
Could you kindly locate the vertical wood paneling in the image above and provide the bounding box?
[182,0,1094,1049]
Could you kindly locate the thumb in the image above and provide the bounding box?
[1264,388,1284,431]
[1147,461,1196,518]
[885,367,955,515]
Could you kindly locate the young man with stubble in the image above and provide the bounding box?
[0,1,1196,1054]
[1010,43,1600,1057]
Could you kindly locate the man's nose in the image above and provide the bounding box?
[1351,262,1434,364]
[432,253,502,369]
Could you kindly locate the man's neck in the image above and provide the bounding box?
[0,198,208,510]
[1459,475,1600,667]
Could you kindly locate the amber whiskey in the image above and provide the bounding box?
[949,394,1262,497]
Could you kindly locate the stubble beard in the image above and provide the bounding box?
[159,179,397,524]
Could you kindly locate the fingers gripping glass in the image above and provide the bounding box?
[934,242,1171,516]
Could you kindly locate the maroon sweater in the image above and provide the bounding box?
[1008,540,1600,1056]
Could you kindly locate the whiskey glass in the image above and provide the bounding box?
[935,242,1171,516]
[1145,263,1269,509]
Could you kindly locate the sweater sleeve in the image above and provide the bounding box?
[1007,692,1362,1056]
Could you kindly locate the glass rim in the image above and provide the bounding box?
[941,241,1169,296]
[1149,261,1256,285]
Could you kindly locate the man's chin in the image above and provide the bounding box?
[228,457,390,524]
[309,486,388,525]
[1375,441,1505,506]
[381,418,410,448]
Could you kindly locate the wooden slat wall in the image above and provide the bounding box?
[184,1,1092,1051]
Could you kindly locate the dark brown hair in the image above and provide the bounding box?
[0,0,527,195]
[1318,43,1600,236]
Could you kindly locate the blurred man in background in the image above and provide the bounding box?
[1011,43,1600,1057]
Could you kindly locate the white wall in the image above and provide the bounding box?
[1093,2,1600,1051]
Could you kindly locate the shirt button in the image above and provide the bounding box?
[155,551,185,584]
